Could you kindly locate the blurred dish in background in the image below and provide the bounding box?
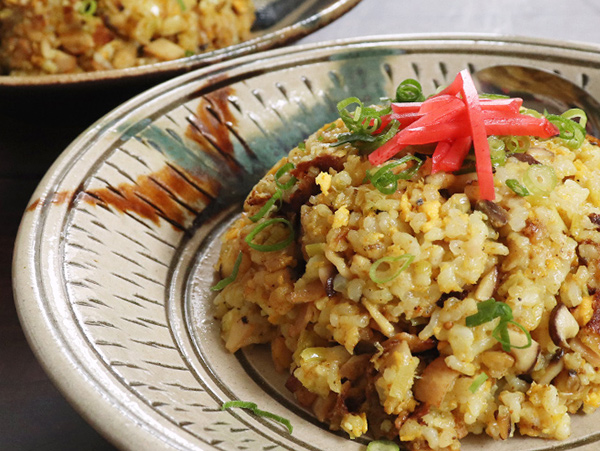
[0,0,363,88]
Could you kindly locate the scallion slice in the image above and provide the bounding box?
[245,218,295,252]
[506,179,530,196]
[366,155,423,194]
[466,299,532,352]
[369,254,414,284]
[249,190,282,222]
[469,373,489,393]
[522,164,557,197]
[79,0,97,15]
[210,252,242,291]
[546,112,586,150]
[488,136,506,167]
[336,96,391,135]
[222,400,293,434]
[367,440,400,451]
[275,163,297,190]
[395,78,425,103]
[504,135,530,153]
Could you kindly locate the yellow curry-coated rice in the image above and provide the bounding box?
[213,117,600,450]
[0,0,254,75]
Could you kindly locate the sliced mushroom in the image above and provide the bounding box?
[508,329,540,374]
[475,200,509,228]
[318,264,337,298]
[535,350,564,385]
[413,356,460,407]
[549,303,580,347]
[568,336,600,367]
[509,152,541,165]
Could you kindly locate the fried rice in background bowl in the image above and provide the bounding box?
[212,73,600,450]
[0,0,255,75]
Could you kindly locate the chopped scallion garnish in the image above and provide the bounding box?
[504,135,530,153]
[274,163,297,190]
[395,78,425,103]
[488,136,506,167]
[210,252,242,291]
[469,373,489,393]
[522,164,557,197]
[79,0,97,16]
[506,179,530,196]
[546,110,586,150]
[245,218,295,252]
[369,254,414,284]
[176,0,186,10]
[466,299,532,352]
[221,400,293,434]
[298,141,306,151]
[249,190,282,222]
[365,155,423,194]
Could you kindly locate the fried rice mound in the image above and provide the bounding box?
[213,118,600,450]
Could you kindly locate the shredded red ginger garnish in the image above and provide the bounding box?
[368,69,559,200]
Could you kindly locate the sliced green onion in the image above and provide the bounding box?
[506,179,530,196]
[546,112,586,150]
[562,108,588,130]
[367,440,400,451]
[466,299,532,352]
[522,164,557,197]
[366,155,423,194]
[275,163,297,190]
[395,78,425,103]
[488,136,506,167]
[479,93,510,100]
[493,320,533,352]
[211,252,242,291]
[521,108,542,118]
[356,120,401,153]
[249,190,282,222]
[298,141,306,151]
[466,298,513,327]
[336,96,391,135]
[79,0,97,15]
[369,254,414,284]
[504,136,530,153]
[176,0,186,10]
[469,373,489,393]
[245,218,295,252]
[184,50,195,57]
[221,400,293,434]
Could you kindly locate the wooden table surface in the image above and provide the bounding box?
[4,0,600,449]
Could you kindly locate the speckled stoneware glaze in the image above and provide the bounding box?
[13,35,600,450]
[0,0,362,89]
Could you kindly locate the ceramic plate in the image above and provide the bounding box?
[0,0,361,90]
[14,35,600,450]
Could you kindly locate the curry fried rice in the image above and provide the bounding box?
[0,0,254,75]
[212,75,600,450]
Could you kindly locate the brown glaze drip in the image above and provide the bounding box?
[186,86,239,169]
[28,165,215,231]
[26,191,74,212]
[83,165,212,228]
